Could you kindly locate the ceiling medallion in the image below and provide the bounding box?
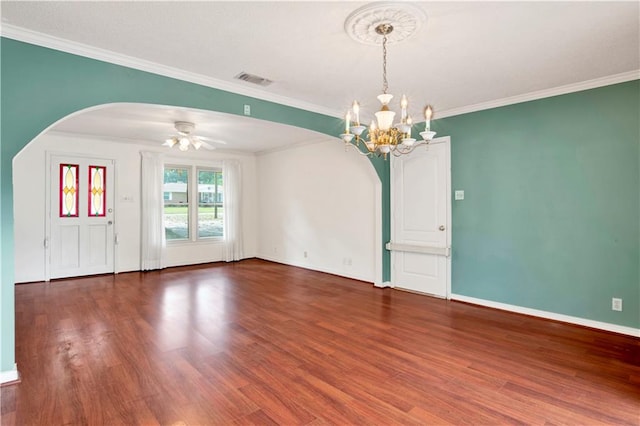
[344,2,427,46]
[340,3,436,159]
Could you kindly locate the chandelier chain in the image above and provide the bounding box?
[382,34,388,94]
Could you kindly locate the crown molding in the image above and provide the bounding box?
[436,70,640,119]
[0,24,343,119]
[2,24,637,123]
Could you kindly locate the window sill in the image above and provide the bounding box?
[166,238,225,247]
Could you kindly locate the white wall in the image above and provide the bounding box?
[13,132,258,282]
[256,140,379,283]
[14,131,379,285]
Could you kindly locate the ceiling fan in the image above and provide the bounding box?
[163,121,225,151]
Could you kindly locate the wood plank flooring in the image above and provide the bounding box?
[2,259,639,425]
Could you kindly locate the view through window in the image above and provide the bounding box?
[163,166,223,241]
[198,169,223,238]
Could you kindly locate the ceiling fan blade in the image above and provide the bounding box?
[197,135,227,145]
[199,140,216,150]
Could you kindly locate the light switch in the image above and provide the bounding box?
[455,190,464,201]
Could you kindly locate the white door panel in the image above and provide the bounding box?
[396,149,447,245]
[49,155,115,279]
[55,225,80,269]
[87,225,108,266]
[391,140,451,297]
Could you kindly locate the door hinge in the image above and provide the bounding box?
[44,238,49,249]
[114,234,119,245]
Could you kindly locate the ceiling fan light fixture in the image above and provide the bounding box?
[164,121,213,152]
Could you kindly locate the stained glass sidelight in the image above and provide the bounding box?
[60,164,79,217]
[88,165,106,216]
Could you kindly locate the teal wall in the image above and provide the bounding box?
[1,37,638,374]
[434,80,639,328]
[0,37,390,372]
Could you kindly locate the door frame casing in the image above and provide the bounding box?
[389,136,452,298]
[45,151,118,281]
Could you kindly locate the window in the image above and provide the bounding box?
[59,164,79,217]
[163,167,189,240]
[163,166,223,241]
[198,169,223,238]
[88,165,106,217]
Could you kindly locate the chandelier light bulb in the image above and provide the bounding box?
[425,105,433,131]
[178,143,189,152]
[345,111,351,133]
[400,94,408,122]
[352,101,360,126]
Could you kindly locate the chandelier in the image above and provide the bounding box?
[340,21,436,159]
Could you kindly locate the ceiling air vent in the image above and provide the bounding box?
[234,72,273,87]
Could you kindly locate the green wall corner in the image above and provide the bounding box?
[435,80,639,328]
[0,37,391,372]
[1,36,638,375]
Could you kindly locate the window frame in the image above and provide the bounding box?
[163,163,224,244]
[163,165,191,242]
[195,167,224,240]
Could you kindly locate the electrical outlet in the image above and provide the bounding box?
[612,298,622,311]
[303,251,308,258]
[243,104,251,116]
[455,190,465,200]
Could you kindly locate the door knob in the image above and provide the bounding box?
[439,225,445,231]
[108,220,113,225]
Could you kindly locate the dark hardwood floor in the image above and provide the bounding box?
[2,259,639,425]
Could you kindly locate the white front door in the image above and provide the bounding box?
[48,155,115,279]
[391,138,451,297]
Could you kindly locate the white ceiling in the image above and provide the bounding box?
[2,1,639,153]
[50,103,329,154]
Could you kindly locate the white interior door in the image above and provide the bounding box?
[48,155,115,279]
[390,138,451,297]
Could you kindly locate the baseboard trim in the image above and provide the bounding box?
[256,255,373,284]
[0,365,20,386]
[450,294,640,337]
[374,281,393,288]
